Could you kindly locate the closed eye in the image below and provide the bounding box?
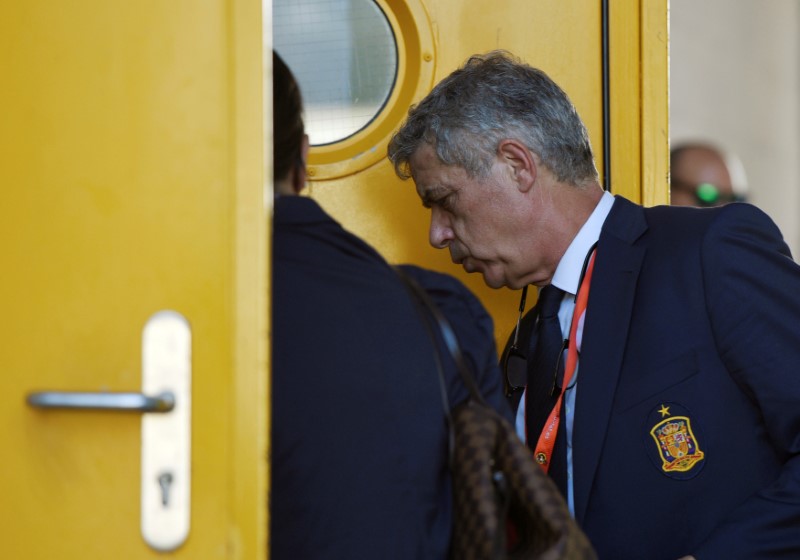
[423,193,454,211]
[420,186,453,210]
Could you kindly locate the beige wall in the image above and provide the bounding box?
[670,0,800,256]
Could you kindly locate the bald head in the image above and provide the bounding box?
[670,144,738,207]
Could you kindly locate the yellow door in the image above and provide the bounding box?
[0,1,268,558]
[294,0,667,346]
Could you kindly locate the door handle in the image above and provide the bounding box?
[26,390,175,412]
[24,310,191,552]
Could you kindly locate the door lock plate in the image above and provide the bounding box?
[141,310,191,551]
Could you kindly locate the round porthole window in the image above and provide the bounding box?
[274,0,398,146]
[273,0,435,179]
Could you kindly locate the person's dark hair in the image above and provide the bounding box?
[273,51,305,183]
[388,50,598,187]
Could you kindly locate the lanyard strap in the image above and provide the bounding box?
[533,250,597,472]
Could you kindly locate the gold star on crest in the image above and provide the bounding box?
[658,404,670,418]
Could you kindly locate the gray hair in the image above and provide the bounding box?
[387,50,599,186]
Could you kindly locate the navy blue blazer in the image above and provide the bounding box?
[517,196,800,559]
[272,196,511,560]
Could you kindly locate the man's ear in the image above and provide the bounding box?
[292,134,310,194]
[498,139,537,193]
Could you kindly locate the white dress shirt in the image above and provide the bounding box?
[515,190,615,516]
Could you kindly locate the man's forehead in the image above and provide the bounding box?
[408,142,441,171]
[411,162,446,199]
[409,161,457,208]
[408,146,440,183]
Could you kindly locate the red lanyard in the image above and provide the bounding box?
[532,250,597,473]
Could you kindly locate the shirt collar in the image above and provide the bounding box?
[551,191,615,295]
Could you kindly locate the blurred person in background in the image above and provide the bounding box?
[670,142,748,207]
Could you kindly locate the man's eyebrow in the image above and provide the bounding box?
[418,185,448,208]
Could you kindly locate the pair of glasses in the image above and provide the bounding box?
[546,338,575,397]
[502,306,572,398]
[671,180,745,207]
[503,242,597,398]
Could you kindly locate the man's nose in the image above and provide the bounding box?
[429,207,453,249]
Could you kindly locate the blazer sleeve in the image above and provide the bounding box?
[693,203,800,558]
[396,264,514,423]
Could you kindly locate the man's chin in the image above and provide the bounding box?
[476,268,507,289]
[481,275,506,289]
[460,259,507,289]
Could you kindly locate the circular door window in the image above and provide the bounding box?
[274,0,398,146]
[273,0,435,179]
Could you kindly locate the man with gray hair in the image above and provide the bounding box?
[389,50,800,560]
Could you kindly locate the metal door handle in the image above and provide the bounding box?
[23,310,191,552]
[26,390,175,412]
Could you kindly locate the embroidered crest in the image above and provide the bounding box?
[649,414,704,473]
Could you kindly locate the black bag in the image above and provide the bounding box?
[396,269,597,560]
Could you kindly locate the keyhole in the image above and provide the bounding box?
[158,471,173,507]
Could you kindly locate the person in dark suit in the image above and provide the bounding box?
[388,50,800,560]
[270,52,511,559]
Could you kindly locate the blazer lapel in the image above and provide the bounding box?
[573,197,647,524]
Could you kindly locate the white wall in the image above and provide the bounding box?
[670,0,800,256]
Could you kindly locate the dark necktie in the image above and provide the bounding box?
[525,285,565,451]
